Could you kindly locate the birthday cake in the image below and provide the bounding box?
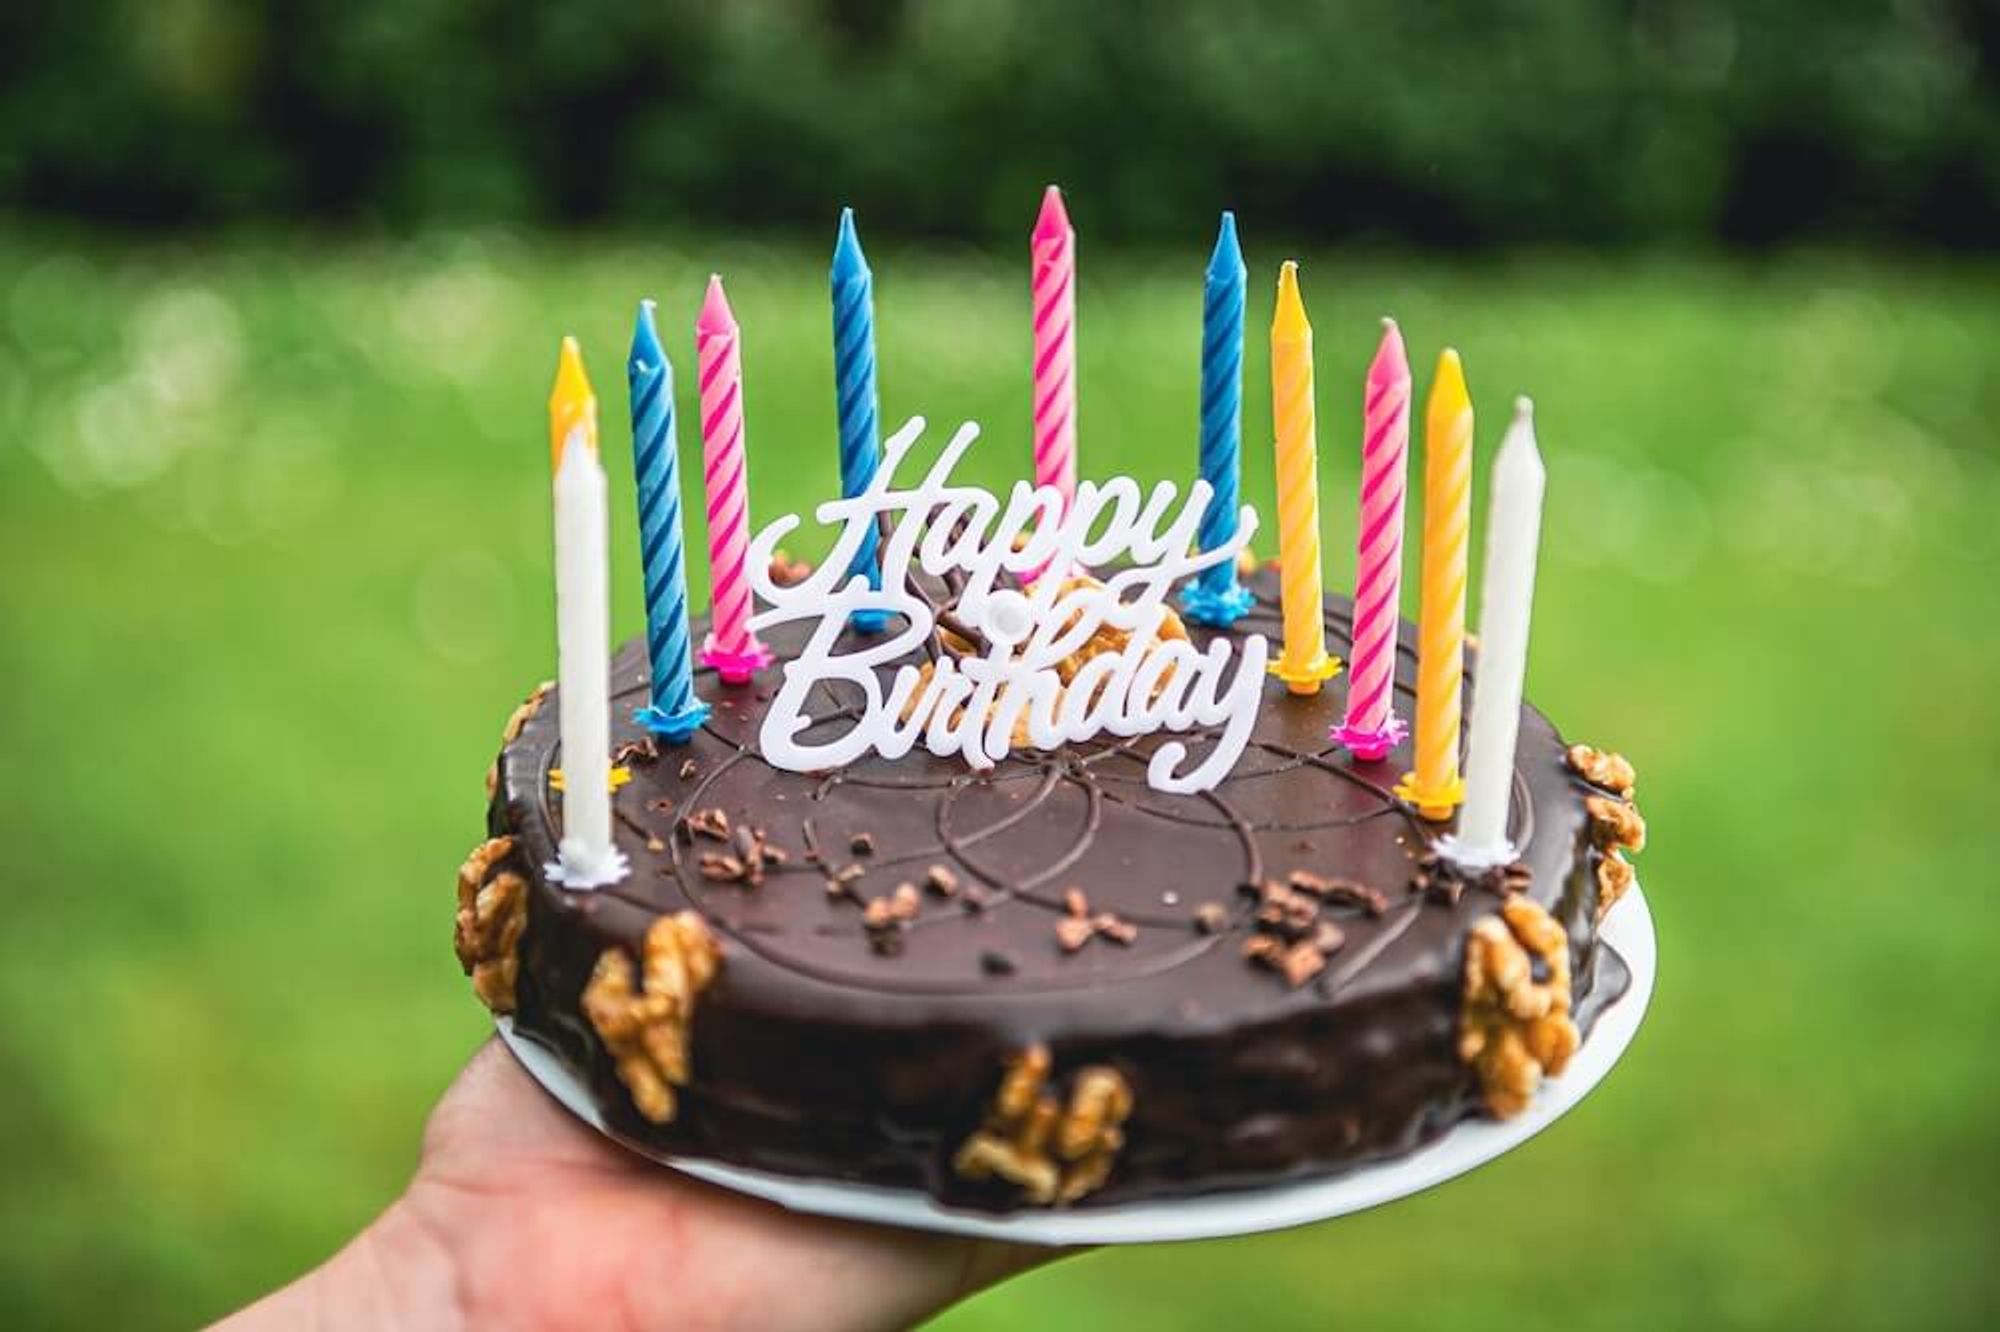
[452,194,1649,1210]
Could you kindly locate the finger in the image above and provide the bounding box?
[420,1036,631,1180]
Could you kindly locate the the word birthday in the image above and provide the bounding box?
[746,418,1270,793]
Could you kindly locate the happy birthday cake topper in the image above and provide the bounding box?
[747,418,1269,793]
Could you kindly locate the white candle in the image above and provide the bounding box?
[549,339,628,889]
[1441,397,1545,869]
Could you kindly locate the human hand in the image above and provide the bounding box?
[216,1038,1058,1331]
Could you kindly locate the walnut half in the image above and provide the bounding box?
[1460,896,1580,1119]
[1584,791,1647,918]
[454,836,528,1014]
[1596,850,1636,918]
[952,1046,1133,1205]
[1568,743,1647,918]
[1565,743,1636,797]
[581,912,724,1124]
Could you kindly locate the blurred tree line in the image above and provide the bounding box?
[2,0,1994,248]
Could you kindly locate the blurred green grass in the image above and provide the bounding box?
[0,229,1996,1330]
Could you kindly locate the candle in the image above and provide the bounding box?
[831,207,888,633]
[1396,349,1473,819]
[547,337,628,888]
[1181,211,1256,628]
[695,274,774,684]
[1268,261,1341,694]
[1031,184,1078,515]
[1333,318,1412,759]
[628,300,711,742]
[1440,397,1546,868]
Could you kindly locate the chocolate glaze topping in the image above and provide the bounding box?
[491,568,1629,1208]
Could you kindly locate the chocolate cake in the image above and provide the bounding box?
[455,566,1646,1210]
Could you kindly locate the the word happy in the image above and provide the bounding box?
[746,418,1269,793]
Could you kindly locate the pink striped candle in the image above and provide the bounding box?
[1031,185,1077,514]
[695,274,773,685]
[1333,318,1413,760]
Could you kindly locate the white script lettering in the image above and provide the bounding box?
[745,418,1269,794]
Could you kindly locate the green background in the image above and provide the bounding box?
[3,3,1999,1322]
[0,229,1995,1327]
[5,0,1996,247]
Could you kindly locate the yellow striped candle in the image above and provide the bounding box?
[1395,349,1473,820]
[1268,262,1341,694]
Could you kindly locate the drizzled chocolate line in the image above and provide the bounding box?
[1317,898,1425,999]
[940,762,1105,906]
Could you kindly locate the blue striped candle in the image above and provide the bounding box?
[1181,211,1257,628]
[628,300,711,742]
[832,207,888,633]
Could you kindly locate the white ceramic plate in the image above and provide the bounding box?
[498,883,1654,1245]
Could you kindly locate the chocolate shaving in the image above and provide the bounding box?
[685,807,731,842]
[1093,913,1138,945]
[1280,942,1327,987]
[849,832,875,856]
[698,853,746,881]
[1289,870,1389,916]
[693,823,786,887]
[1416,855,1532,906]
[1255,888,1318,939]
[769,552,813,586]
[732,827,763,883]
[861,883,913,954]
[823,862,866,902]
[924,864,960,897]
[698,825,782,887]
[613,737,660,767]
[1243,934,1282,964]
[678,759,698,781]
[1054,902,1139,954]
[1240,877,1350,987]
[1287,869,1331,895]
[1194,902,1229,934]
